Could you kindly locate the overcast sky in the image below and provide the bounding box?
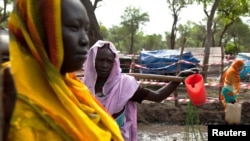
[94,0,205,36]
[0,0,206,36]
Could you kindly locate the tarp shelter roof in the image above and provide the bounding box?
[139,49,199,75]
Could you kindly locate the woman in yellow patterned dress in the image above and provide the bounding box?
[2,0,123,140]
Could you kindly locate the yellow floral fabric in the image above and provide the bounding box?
[6,0,123,140]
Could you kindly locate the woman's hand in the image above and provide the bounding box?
[177,68,200,77]
[2,67,17,140]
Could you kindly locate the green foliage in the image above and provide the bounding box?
[178,22,206,47]
[120,6,149,33]
[101,16,250,53]
[99,23,109,39]
[216,0,249,34]
[98,1,250,54]
[139,34,165,50]
[184,102,205,141]
[225,43,239,55]
[218,0,249,18]
[120,6,150,54]
[99,24,166,53]
[194,0,214,8]
[224,19,250,51]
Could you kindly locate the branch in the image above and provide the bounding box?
[93,0,102,11]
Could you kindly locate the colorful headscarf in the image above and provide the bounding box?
[220,59,244,107]
[84,40,139,141]
[6,0,123,141]
[221,59,244,93]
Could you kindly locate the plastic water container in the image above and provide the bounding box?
[225,103,242,124]
[185,74,206,106]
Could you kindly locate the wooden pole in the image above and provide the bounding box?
[126,73,184,82]
[174,38,186,106]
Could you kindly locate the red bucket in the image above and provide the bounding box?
[185,74,206,106]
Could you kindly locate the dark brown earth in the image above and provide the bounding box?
[137,100,250,125]
[136,83,250,140]
[137,77,250,126]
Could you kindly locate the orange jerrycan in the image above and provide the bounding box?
[185,74,206,106]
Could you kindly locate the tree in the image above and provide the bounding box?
[99,23,109,39]
[120,6,149,54]
[166,0,188,49]
[225,19,250,53]
[177,21,206,47]
[203,0,220,81]
[216,0,249,48]
[141,34,165,50]
[100,23,166,53]
[191,0,250,81]
[103,25,129,53]
[82,0,103,46]
[190,0,220,81]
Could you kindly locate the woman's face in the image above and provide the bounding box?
[60,0,89,74]
[238,66,244,72]
[95,46,115,79]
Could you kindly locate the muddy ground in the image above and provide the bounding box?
[136,78,250,139]
[137,79,250,141]
[137,100,250,125]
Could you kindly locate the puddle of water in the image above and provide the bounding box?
[137,125,208,141]
[137,131,208,141]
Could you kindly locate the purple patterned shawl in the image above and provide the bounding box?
[83,40,139,141]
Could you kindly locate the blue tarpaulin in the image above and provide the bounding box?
[139,50,200,75]
[236,53,250,81]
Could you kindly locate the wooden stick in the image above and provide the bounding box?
[125,73,184,82]
[174,37,186,106]
[0,42,3,141]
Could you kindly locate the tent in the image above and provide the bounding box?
[139,49,200,75]
[236,53,250,81]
